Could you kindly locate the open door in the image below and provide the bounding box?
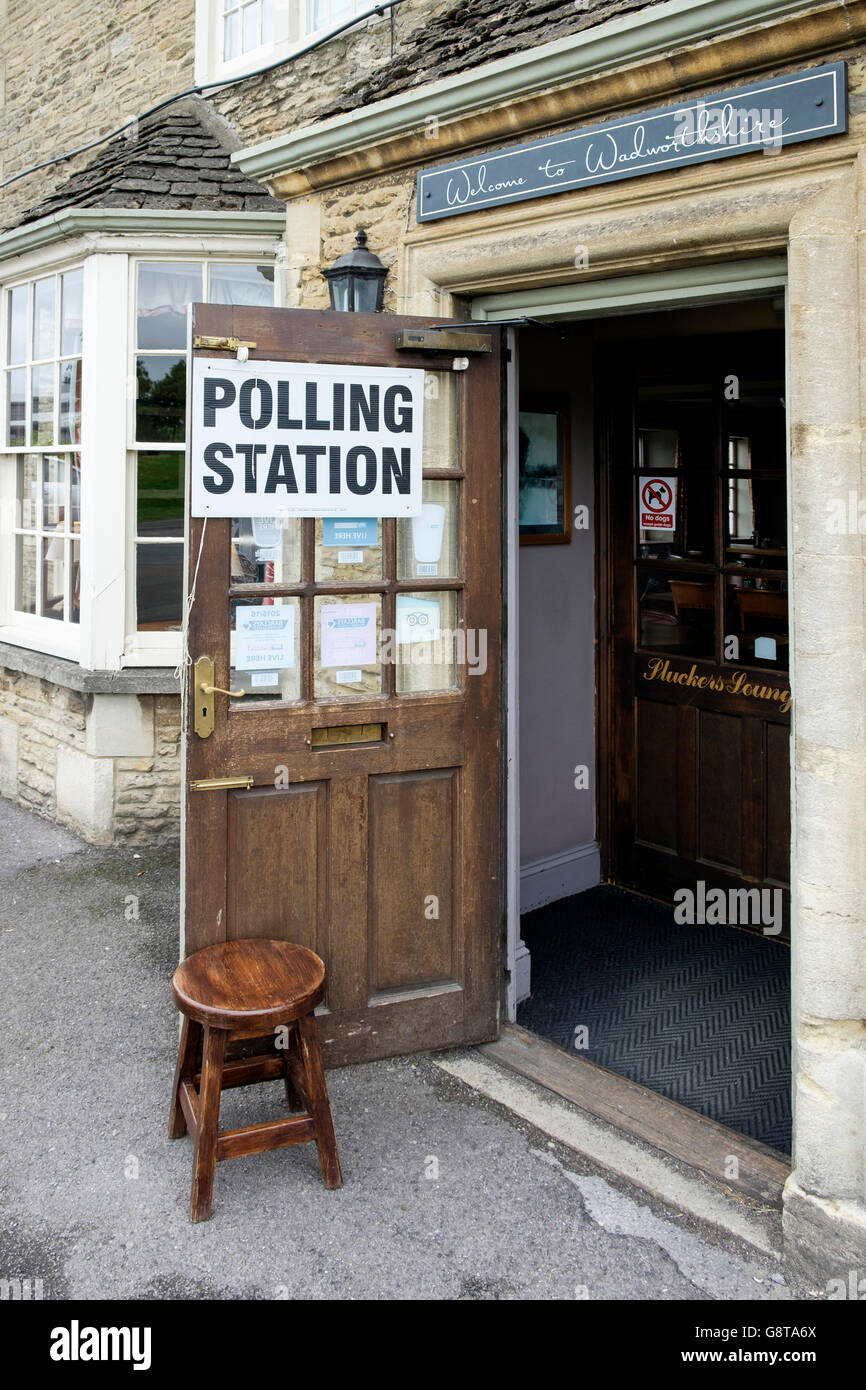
[182,304,504,1066]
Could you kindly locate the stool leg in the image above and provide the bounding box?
[296,1012,342,1190]
[282,1024,307,1113]
[190,1025,226,1223]
[168,1016,201,1140]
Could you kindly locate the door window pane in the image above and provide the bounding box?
[397,480,458,579]
[725,577,788,671]
[32,276,55,361]
[315,594,381,698]
[230,595,300,702]
[422,373,459,469]
[137,263,202,350]
[395,591,459,693]
[638,567,715,658]
[136,355,186,442]
[315,516,381,581]
[136,543,184,629]
[231,516,302,585]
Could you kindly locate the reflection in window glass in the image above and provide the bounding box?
[135,355,186,442]
[42,535,65,621]
[638,568,714,659]
[136,543,185,630]
[32,277,55,361]
[15,534,37,614]
[315,594,381,699]
[231,516,302,585]
[422,372,459,469]
[230,595,301,702]
[137,453,185,539]
[60,270,84,356]
[137,263,202,350]
[395,591,459,693]
[8,286,28,365]
[725,577,788,671]
[31,364,54,446]
[8,368,26,446]
[42,455,65,530]
[210,262,274,307]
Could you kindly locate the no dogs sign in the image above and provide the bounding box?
[640,476,677,531]
[190,358,424,518]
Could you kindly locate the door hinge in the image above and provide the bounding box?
[190,776,255,792]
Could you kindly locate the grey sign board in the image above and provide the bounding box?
[417,63,847,223]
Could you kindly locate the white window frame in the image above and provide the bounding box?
[0,227,283,671]
[0,259,85,663]
[195,0,377,87]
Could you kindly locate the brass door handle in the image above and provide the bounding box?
[200,682,247,698]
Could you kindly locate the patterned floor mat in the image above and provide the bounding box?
[516,885,791,1153]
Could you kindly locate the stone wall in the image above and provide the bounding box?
[0,670,180,844]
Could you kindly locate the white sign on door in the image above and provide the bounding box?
[190,358,425,518]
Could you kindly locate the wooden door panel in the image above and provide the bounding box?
[636,699,678,851]
[226,782,327,952]
[368,768,457,993]
[697,710,743,872]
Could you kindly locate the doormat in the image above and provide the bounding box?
[516,886,791,1154]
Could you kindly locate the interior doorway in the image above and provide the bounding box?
[513,296,792,1154]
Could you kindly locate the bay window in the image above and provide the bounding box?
[0,220,283,671]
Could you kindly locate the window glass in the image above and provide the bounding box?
[135,355,186,443]
[59,359,82,445]
[32,276,55,361]
[31,364,55,446]
[232,516,302,585]
[136,543,185,630]
[209,263,274,307]
[395,591,459,693]
[315,516,382,582]
[137,452,185,540]
[8,286,27,365]
[60,269,84,356]
[314,594,382,699]
[137,263,202,350]
[397,480,458,579]
[230,595,301,702]
[8,368,26,446]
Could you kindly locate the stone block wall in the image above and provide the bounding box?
[0,671,180,845]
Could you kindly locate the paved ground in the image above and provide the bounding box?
[0,797,818,1301]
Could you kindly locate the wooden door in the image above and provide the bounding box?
[183,304,503,1065]
[598,331,790,928]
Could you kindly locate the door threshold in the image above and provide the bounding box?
[433,1023,789,1256]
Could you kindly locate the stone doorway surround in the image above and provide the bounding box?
[235,5,866,1278]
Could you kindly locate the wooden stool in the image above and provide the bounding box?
[168,938,342,1222]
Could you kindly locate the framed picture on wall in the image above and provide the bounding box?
[518,393,571,544]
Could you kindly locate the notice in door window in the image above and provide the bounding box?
[640,476,677,531]
[320,602,378,667]
[235,604,295,670]
[190,358,424,518]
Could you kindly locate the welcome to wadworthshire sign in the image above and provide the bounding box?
[417,63,847,222]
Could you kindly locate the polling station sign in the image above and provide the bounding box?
[190,358,425,517]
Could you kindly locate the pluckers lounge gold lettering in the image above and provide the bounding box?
[642,657,792,714]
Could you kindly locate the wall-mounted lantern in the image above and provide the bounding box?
[322,229,388,312]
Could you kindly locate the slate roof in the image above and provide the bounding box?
[14,103,281,228]
[311,0,666,120]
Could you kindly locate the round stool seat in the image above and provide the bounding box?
[172,938,325,1032]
